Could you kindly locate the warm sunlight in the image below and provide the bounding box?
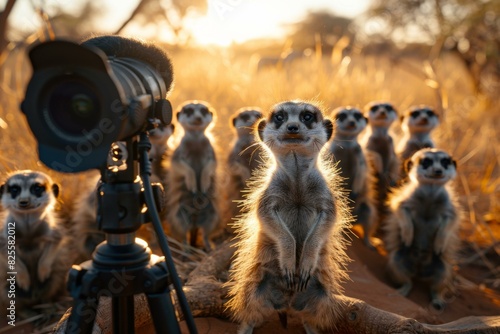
[9,0,372,46]
[184,0,372,46]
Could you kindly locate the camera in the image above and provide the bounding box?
[21,36,174,172]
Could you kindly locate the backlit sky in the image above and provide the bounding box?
[9,0,372,46]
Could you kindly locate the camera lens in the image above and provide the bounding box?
[47,78,101,136]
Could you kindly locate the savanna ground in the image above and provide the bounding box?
[0,39,499,332]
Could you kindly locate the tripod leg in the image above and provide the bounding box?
[65,297,99,334]
[112,295,136,334]
[147,289,182,333]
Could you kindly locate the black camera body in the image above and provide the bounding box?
[22,37,173,172]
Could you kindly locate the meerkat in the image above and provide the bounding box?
[398,105,439,180]
[385,148,461,310]
[0,170,74,311]
[225,107,264,220]
[71,175,104,263]
[149,122,175,183]
[166,101,219,251]
[363,101,400,225]
[328,106,377,248]
[227,101,350,334]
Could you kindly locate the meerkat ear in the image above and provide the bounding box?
[405,159,413,173]
[52,184,60,198]
[452,159,457,170]
[232,116,237,127]
[170,123,175,132]
[323,119,333,141]
[0,184,4,195]
[400,115,405,123]
[257,119,267,141]
[176,112,181,120]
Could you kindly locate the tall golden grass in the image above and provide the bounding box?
[0,37,498,287]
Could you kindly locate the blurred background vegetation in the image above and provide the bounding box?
[0,0,498,300]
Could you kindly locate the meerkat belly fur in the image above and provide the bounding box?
[166,101,218,251]
[385,148,461,310]
[363,101,400,224]
[0,170,73,311]
[226,107,264,220]
[227,101,350,334]
[398,105,439,181]
[329,107,377,248]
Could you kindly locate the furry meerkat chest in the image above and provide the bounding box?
[176,136,215,164]
[260,171,334,235]
[407,190,450,222]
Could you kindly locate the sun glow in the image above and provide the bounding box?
[184,0,372,47]
[184,1,288,47]
[8,0,372,47]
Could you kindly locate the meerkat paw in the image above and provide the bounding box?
[298,267,312,291]
[283,268,296,290]
[38,264,53,282]
[303,322,320,334]
[16,269,31,291]
[433,235,446,255]
[397,282,413,296]
[430,291,446,312]
[401,229,413,247]
[185,178,197,194]
[280,255,296,289]
[237,322,255,334]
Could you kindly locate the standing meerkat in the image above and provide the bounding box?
[398,105,439,180]
[71,175,104,263]
[363,101,400,224]
[0,171,73,311]
[149,122,175,183]
[226,107,264,220]
[227,101,350,334]
[329,106,377,248]
[166,100,219,251]
[385,148,461,310]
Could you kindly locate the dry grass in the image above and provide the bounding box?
[0,35,498,330]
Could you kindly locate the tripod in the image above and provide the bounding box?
[65,133,198,334]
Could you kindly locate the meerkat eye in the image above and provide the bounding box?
[335,113,347,122]
[274,112,285,123]
[30,183,46,197]
[410,111,420,118]
[353,112,363,121]
[183,107,194,116]
[240,114,250,122]
[420,157,433,169]
[384,104,394,112]
[426,110,436,117]
[369,106,378,113]
[301,112,315,123]
[200,107,209,116]
[440,158,452,169]
[7,185,21,198]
